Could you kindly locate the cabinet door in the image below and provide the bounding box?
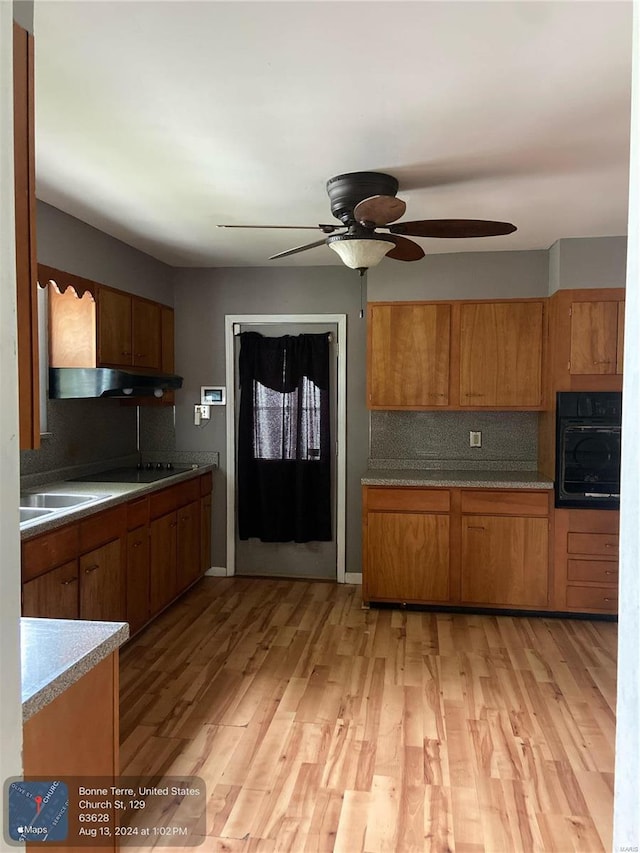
[127,526,150,636]
[80,538,125,621]
[98,287,132,366]
[616,301,625,375]
[366,511,449,602]
[150,512,177,615]
[461,515,548,607]
[569,301,618,375]
[369,303,450,407]
[459,302,544,407]
[201,494,212,574]
[177,500,201,592]
[13,23,40,450]
[22,560,79,619]
[133,298,161,369]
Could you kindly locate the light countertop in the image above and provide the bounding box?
[20,463,215,540]
[362,469,554,489]
[21,618,129,722]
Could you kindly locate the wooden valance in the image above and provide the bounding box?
[37,263,98,300]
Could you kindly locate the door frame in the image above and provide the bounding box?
[224,313,347,582]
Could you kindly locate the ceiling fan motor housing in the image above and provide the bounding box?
[326,172,399,224]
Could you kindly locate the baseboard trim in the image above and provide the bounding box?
[344,572,362,585]
[205,566,228,577]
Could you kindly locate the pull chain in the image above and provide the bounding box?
[359,268,367,319]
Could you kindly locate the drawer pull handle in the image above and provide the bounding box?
[604,543,616,549]
[593,360,612,365]
[61,577,77,586]
[170,522,178,528]
[467,525,485,531]
[85,564,100,574]
[605,570,616,576]
[132,541,142,549]
[464,393,486,398]
[604,597,613,602]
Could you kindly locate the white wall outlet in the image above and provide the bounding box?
[470,430,482,448]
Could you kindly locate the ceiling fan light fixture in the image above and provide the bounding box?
[326,234,395,270]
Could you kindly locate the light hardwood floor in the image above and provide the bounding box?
[119,578,617,852]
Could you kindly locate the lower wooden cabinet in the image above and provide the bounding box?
[363,485,553,612]
[126,525,150,635]
[22,559,79,619]
[553,508,619,614]
[366,511,450,602]
[461,515,548,607]
[150,511,178,615]
[21,472,213,635]
[177,500,201,592]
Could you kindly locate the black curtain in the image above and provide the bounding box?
[237,331,331,543]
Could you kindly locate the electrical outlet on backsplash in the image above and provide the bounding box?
[369,410,538,469]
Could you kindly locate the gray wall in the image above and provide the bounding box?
[548,235,627,293]
[368,249,550,301]
[37,200,175,305]
[172,266,368,575]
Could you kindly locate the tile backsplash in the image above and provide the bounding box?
[20,401,218,485]
[20,399,138,477]
[370,410,539,470]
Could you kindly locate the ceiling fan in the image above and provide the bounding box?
[218,171,517,272]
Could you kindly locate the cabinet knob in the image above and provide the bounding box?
[604,543,616,549]
[122,351,131,356]
[132,541,142,549]
[84,564,100,574]
[170,522,178,528]
[61,577,78,586]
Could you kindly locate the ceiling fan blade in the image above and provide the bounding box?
[269,238,328,260]
[354,195,407,226]
[385,235,425,262]
[389,219,517,238]
[217,224,340,234]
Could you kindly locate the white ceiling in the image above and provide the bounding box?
[34,1,633,268]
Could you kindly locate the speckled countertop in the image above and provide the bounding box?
[20,464,215,540]
[21,618,129,722]
[362,469,554,489]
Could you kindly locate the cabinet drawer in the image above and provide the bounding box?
[175,479,200,507]
[127,496,149,530]
[567,532,619,557]
[567,559,619,584]
[566,585,618,612]
[200,471,213,496]
[79,505,126,552]
[461,490,549,516]
[22,523,79,582]
[366,488,450,513]
[149,486,177,519]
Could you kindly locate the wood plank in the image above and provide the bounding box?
[366,487,450,513]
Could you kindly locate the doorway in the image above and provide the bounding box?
[225,314,347,581]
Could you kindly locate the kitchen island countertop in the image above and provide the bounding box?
[21,617,128,722]
[362,469,554,489]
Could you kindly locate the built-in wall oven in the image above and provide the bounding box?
[555,391,622,510]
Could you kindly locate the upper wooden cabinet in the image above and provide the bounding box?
[368,298,546,410]
[459,301,544,407]
[569,300,620,375]
[98,285,162,370]
[546,288,625,392]
[368,303,450,407]
[43,265,174,376]
[13,23,40,449]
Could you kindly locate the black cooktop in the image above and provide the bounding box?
[70,466,189,484]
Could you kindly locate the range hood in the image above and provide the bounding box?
[49,367,183,400]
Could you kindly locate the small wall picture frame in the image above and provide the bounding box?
[201,386,226,406]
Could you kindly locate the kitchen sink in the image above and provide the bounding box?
[19,507,55,523]
[20,493,98,509]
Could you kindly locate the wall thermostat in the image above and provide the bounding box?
[201,386,226,406]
